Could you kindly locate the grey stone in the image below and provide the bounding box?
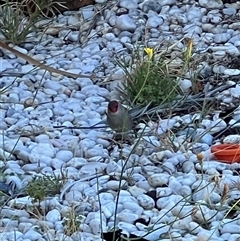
[115,15,136,32]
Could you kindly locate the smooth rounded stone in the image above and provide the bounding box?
[179,79,192,93]
[221,223,240,234]
[0,231,23,241]
[18,222,35,233]
[10,44,28,55]
[95,0,107,2]
[21,162,47,172]
[43,88,58,97]
[182,160,195,173]
[65,190,82,203]
[3,139,24,153]
[171,14,187,25]
[230,84,240,98]
[199,0,223,9]
[53,167,77,180]
[23,230,42,240]
[89,175,110,186]
[222,96,233,104]
[102,201,123,219]
[171,205,193,219]
[78,139,96,150]
[95,137,110,148]
[78,223,91,233]
[131,173,146,182]
[119,0,138,10]
[71,232,102,241]
[214,33,232,43]
[143,224,171,240]
[55,114,75,123]
[89,219,107,235]
[207,11,222,24]
[82,187,97,197]
[50,158,65,170]
[105,180,128,190]
[193,129,213,145]
[228,234,240,241]
[223,7,236,15]
[39,197,62,211]
[128,186,146,197]
[55,150,73,162]
[183,23,202,35]
[117,210,139,223]
[223,134,240,144]
[171,216,193,230]
[187,7,202,21]
[155,187,172,199]
[103,32,116,41]
[146,16,164,28]
[141,166,162,175]
[1,218,18,228]
[179,185,192,197]
[137,194,155,210]
[1,208,30,218]
[140,0,161,13]
[123,202,144,216]
[115,15,136,32]
[18,217,37,224]
[45,209,61,223]
[30,143,56,158]
[54,220,64,231]
[156,195,182,210]
[118,221,138,233]
[0,59,14,71]
[97,192,114,207]
[161,161,177,174]
[148,173,170,188]
[79,163,107,177]
[14,149,29,162]
[196,229,220,241]
[195,161,226,172]
[224,69,240,76]
[67,15,80,27]
[34,134,50,144]
[5,162,24,175]
[212,65,226,74]
[209,44,240,56]
[147,209,169,224]
[85,211,107,224]
[8,92,20,102]
[136,180,152,191]
[106,41,124,52]
[69,181,90,193]
[186,221,203,235]
[192,186,221,204]
[105,161,122,174]
[120,36,132,44]
[5,175,23,191]
[168,177,183,194]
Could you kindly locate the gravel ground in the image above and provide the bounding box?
[1,0,240,241]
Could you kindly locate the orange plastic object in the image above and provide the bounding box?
[211,144,240,163]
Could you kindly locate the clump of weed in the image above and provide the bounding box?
[26,174,65,202]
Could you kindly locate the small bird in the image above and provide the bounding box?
[107,100,133,133]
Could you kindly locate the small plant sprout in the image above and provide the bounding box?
[116,44,179,106]
[63,210,85,236]
[26,174,65,202]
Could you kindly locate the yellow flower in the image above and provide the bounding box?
[185,38,193,62]
[144,47,153,60]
